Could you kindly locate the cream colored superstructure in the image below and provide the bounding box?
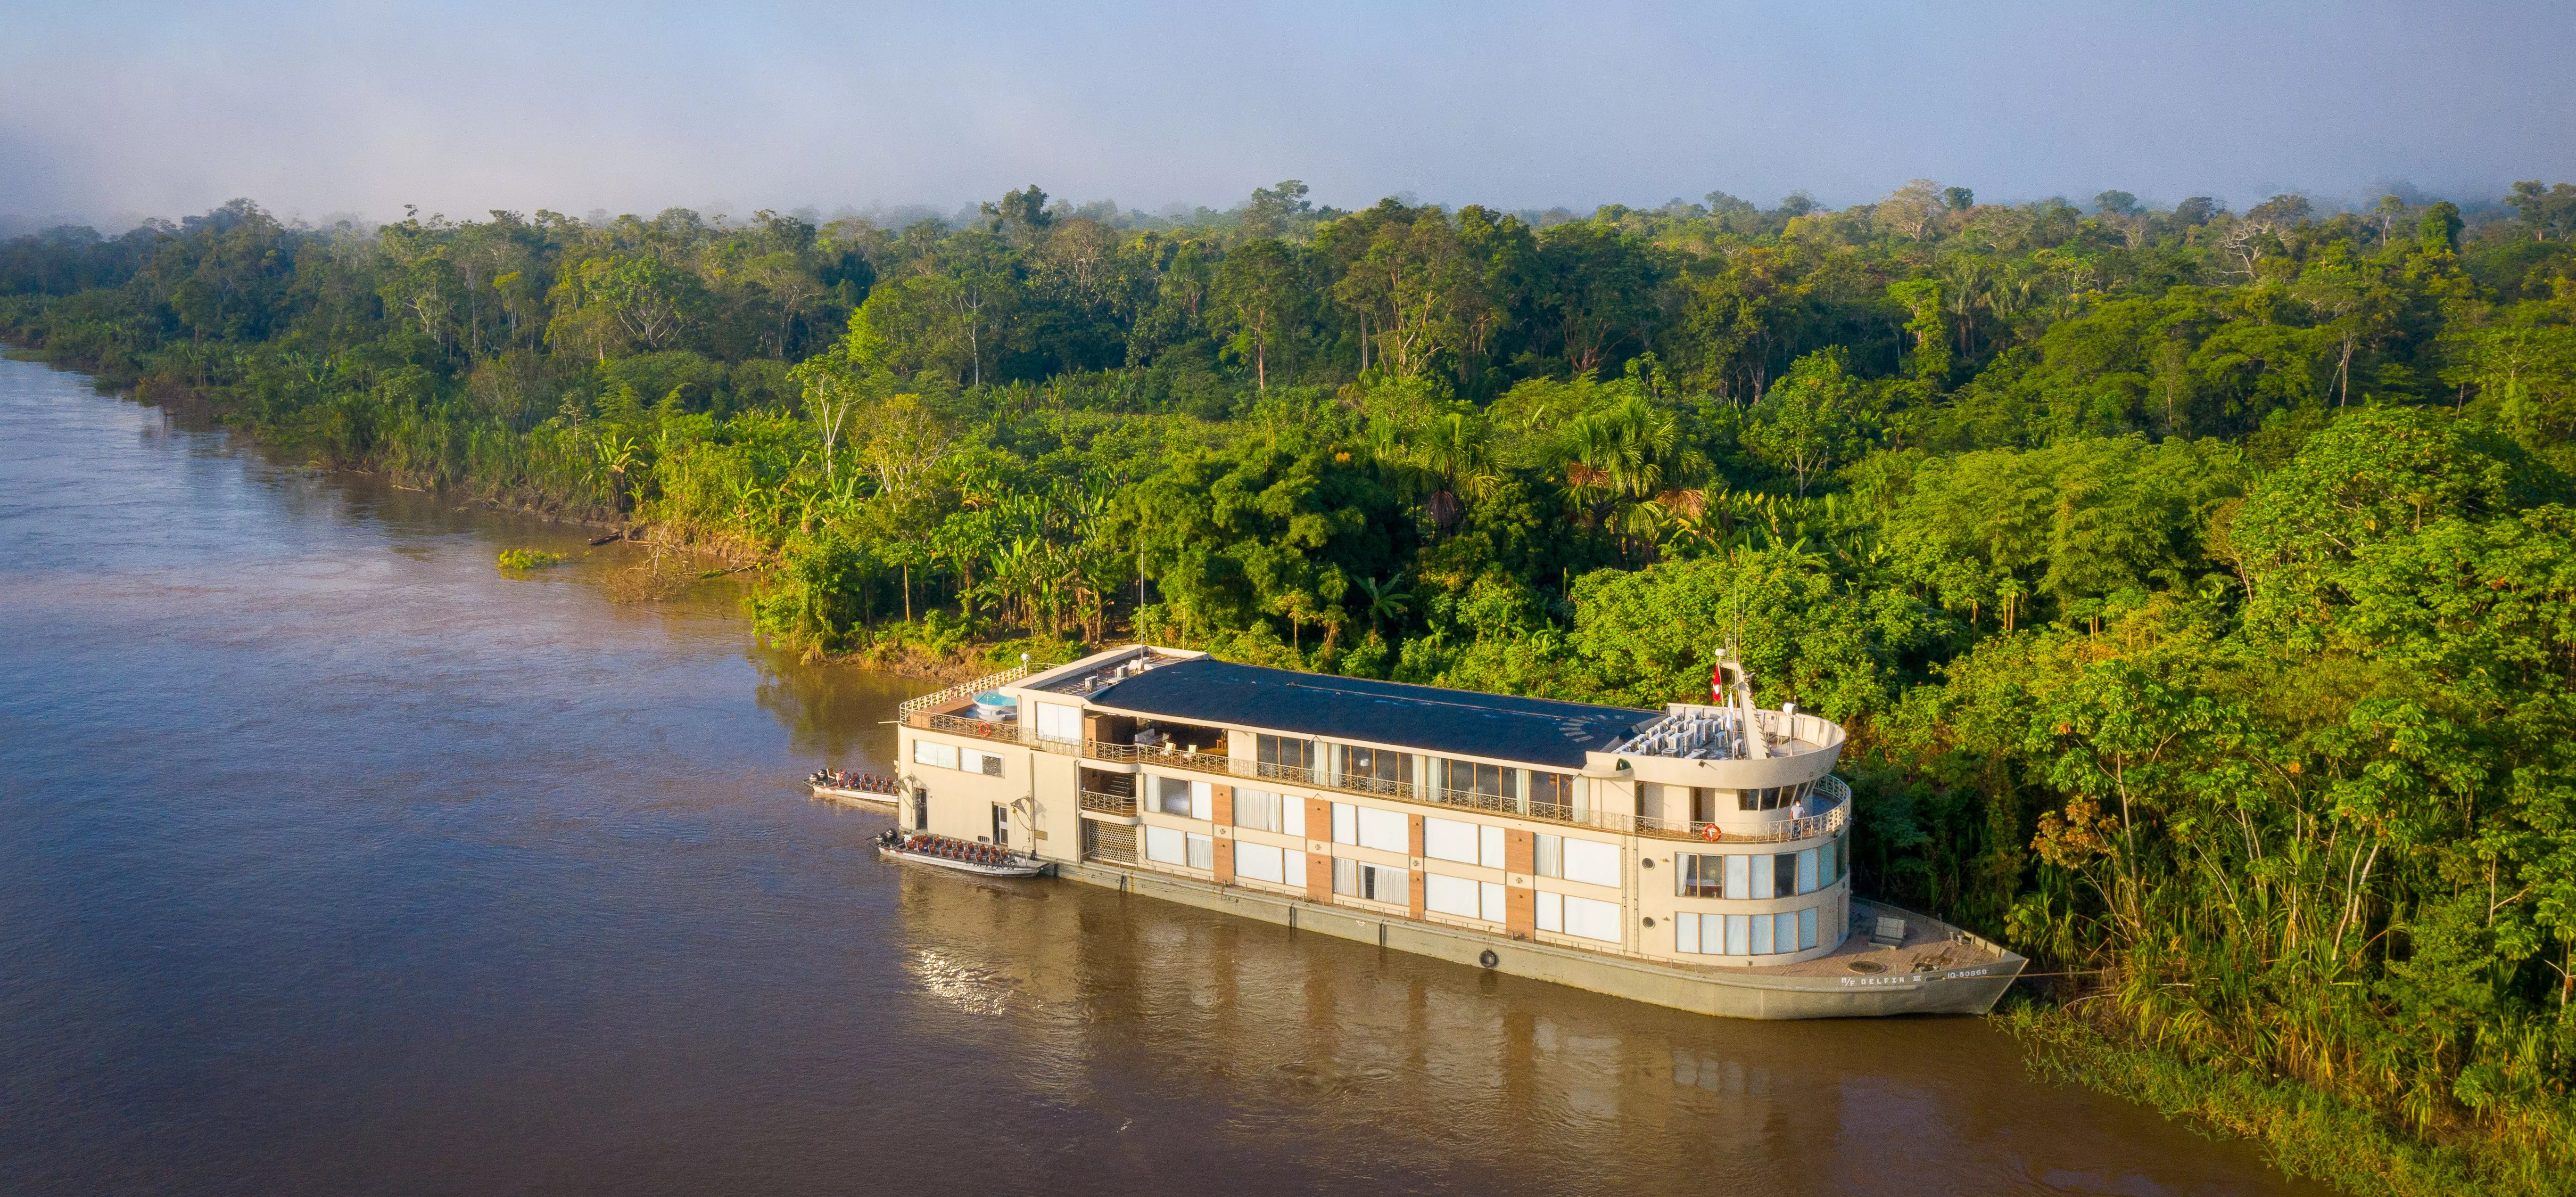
[894,646,1857,973]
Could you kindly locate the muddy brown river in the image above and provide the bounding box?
[0,357,2326,1195]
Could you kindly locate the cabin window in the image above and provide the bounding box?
[962,748,1004,776]
[1775,853,1798,898]
[1257,735,1314,778]
[1157,776,1210,820]
[1675,908,1821,956]
[1338,745,1411,792]
[1424,873,1482,919]
[1562,838,1622,888]
[1331,858,1405,902]
[1528,770,1576,818]
[1033,702,1081,745]
[1818,837,1837,886]
[1424,817,1479,865]
[1331,802,1357,845]
[1560,894,1622,943]
[1675,853,1724,898]
[1479,824,1506,869]
[1442,759,1516,807]
[1736,780,1817,812]
[1234,789,1281,833]
[912,740,959,770]
[1187,833,1214,871]
[1356,806,1408,854]
[1234,841,1286,884]
[1797,848,1818,894]
[1534,833,1562,879]
[1144,825,1185,865]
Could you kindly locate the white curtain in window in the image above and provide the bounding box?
[1034,702,1080,743]
[1676,910,1700,953]
[912,740,958,769]
[1563,895,1622,943]
[1331,803,1357,845]
[1424,873,1480,918]
[1284,848,1307,889]
[1479,825,1507,869]
[1283,795,1305,838]
[1423,817,1478,864]
[1235,841,1285,883]
[1480,881,1506,923]
[1187,833,1213,870]
[1356,807,1408,853]
[1536,891,1563,933]
[1563,838,1621,888]
[1144,825,1185,865]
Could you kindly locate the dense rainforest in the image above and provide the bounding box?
[8,177,2576,1193]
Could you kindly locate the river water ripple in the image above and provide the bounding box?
[0,359,2324,1196]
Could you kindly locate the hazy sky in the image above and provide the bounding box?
[3,0,2571,227]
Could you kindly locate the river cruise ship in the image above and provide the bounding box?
[891,645,2022,1019]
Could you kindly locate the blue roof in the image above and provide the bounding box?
[1087,658,1651,770]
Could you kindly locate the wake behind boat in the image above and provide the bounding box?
[810,768,899,805]
[875,830,1047,878]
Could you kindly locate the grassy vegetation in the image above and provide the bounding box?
[495,548,565,570]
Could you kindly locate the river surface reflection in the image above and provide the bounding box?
[0,358,2323,1196]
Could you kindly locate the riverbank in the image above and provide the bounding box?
[2004,1005,2571,1197]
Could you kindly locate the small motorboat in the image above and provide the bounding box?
[874,829,1046,877]
[810,768,900,805]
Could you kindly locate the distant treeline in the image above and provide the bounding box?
[8,177,2576,1194]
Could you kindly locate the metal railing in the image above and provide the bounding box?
[896,661,1065,721]
[899,695,1852,844]
[1078,790,1139,817]
[914,712,1031,743]
[1084,740,1233,776]
[1148,745,1849,843]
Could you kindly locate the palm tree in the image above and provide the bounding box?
[1355,575,1413,637]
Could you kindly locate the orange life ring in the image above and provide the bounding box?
[1699,823,1725,843]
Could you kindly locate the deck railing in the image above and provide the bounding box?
[914,712,1030,743]
[1084,740,1233,776]
[1182,748,1847,844]
[902,696,1850,844]
[896,662,1065,721]
[1078,790,1139,817]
